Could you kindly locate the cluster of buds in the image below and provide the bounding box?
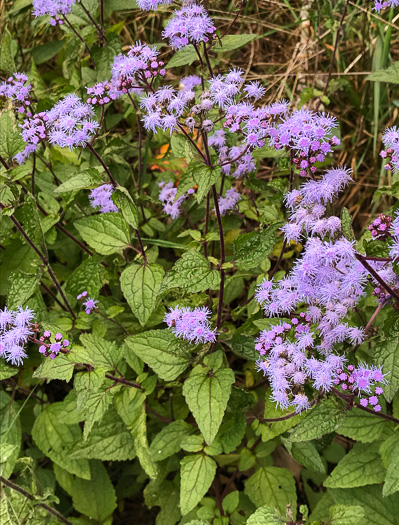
[380,147,399,171]
[333,363,387,412]
[77,291,98,314]
[290,135,341,178]
[0,73,33,116]
[86,80,120,106]
[38,330,70,359]
[368,214,392,240]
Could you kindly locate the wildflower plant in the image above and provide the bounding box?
[2,0,399,524]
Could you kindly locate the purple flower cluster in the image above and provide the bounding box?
[77,291,98,314]
[112,42,165,96]
[380,126,399,172]
[162,3,216,50]
[164,306,217,343]
[267,108,340,177]
[137,0,173,10]
[0,307,35,366]
[368,214,392,240]
[89,184,118,213]
[281,167,352,242]
[46,94,99,149]
[0,73,32,115]
[334,363,388,412]
[15,112,48,164]
[32,0,78,25]
[389,210,399,261]
[217,188,241,215]
[86,81,120,106]
[158,181,194,219]
[38,330,70,360]
[374,0,399,11]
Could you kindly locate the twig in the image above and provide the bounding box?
[62,15,91,56]
[86,144,118,187]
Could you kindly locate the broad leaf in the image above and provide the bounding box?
[382,439,399,497]
[74,213,130,255]
[234,223,282,270]
[367,62,399,83]
[192,165,221,203]
[329,505,365,525]
[162,250,220,293]
[125,330,191,381]
[54,168,104,193]
[180,454,217,515]
[76,333,123,371]
[166,45,197,68]
[112,186,139,229]
[64,254,106,301]
[150,420,194,462]
[375,333,399,402]
[246,505,284,525]
[337,407,387,443]
[120,263,164,326]
[33,353,75,382]
[0,392,21,479]
[7,270,40,309]
[214,34,257,52]
[289,400,345,442]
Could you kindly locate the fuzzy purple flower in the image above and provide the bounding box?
[217,188,241,215]
[164,306,217,343]
[162,3,216,50]
[0,307,34,366]
[89,184,118,213]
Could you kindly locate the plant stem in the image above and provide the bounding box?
[135,229,148,264]
[31,152,36,194]
[62,15,91,56]
[355,403,399,425]
[87,143,118,187]
[0,476,73,525]
[80,0,106,43]
[355,253,399,302]
[0,154,9,170]
[212,184,225,333]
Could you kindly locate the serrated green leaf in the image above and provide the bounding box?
[258,396,304,442]
[290,441,326,474]
[74,213,130,255]
[166,45,197,68]
[0,392,21,479]
[234,223,282,270]
[229,334,258,361]
[192,165,221,203]
[375,333,399,402]
[54,168,104,194]
[32,403,91,480]
[324,443,385,488]
[162,250,220,293]
[367,62,399,83]
[218,412,246,454]
[214,34,257,52]
[383,439,399,497]
[183,353,235,444]
[120,263,164,326]
[114,388,158,479]
[341,207,355,241]
[92,32,122,80]
[246,505,284,524]
[7,270,40,309]
[54,461,116,521]
[337,407,386,443]
[180,454,217,515]
[0,362,17,381]
[289,400,345,442]
[33,353,75,382]
[125,330,191,381]
[330,505,365,525]
[74,334,123,371]
[31,39,65,65]
[112,186,139,228]
[150,420,193,461]
[64,254,106,301]
[0,111,24,160]
[245,467,297,519]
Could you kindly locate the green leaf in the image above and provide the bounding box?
[218,412,246,454]
[33,353,75,382]
[75,333,123,371]
[367,62,399,83]
[32,403,91,480]
[229,334,258,361]
[246,505,284,525]
[0,29,16,73]
[374,333,399,402]
[192,165,221,203]
[0,111,24,162]
[31,39,65,65]
[0,362,17,381]
[290,441,326,474]
[234,223,282,270]
[383,439,399,497]
[162,250,220,293]
[64,254,106,301]
[150,420,193,461]
[114,388,158,479]
[54,168,104,194]
[329,505,365,525]
[92,32,122,80]
[7,270,39,309]
[125,330,191,381]
[166,45,197,68]
[257,396,304,442]
[222,491,239,514]
[74,213,130,255]
[23,193,46,251]
[214,34,257,52]
[328,485,399,525]
[0,392,21,479]
[289,400,345,442]
[120,263,164,326]
[54,461,117,522]
[324,443,385,488]
[81,383,114,439]
[69,406,136,461]
[337,408,386,443]
[183,352,235,444]
[341,207,355,241]
[180,454,217,515]
[245,467,297,519]
[112,186,139,229]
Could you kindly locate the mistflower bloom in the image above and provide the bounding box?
[380,126,399,173]
[0,306,34,366]
[32,0,78,25]
[86,80,120,106]
[89,184,118,213]
[217,188,241,215]
[137,0,173,9]
[46,95,99,149]
[0,73,32,114]
[162,3,217,50]
[83,298,98,315]
[374,0,399,11]
[164,306,217,344]
[15,112,49,164]
[158,181,194,219]
[244,81,266,101]
[38,329,70,359]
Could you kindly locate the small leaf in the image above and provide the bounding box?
[64,254,106,301]
[329,505,365,525]
[150,420,193,461]
[214,34,257,52]
[290,441,326,474]
[183,352,235,444]
[234,223,282,270]
[374,333,399,402]
[0,111,24,160]
[341,207,355,241]
[120,263,164,326]
[192,165,221,203]
[125,330,191,381]
[54,168,104,193]
[289,400,345,442]
[180,454,217,515]
[166,45,197,68]
[33,354,75,382]
[112,186,139,228]
[7,270,40,309]
[246,505,284,525]
[76,333,123,371]
[74,213,130,255]
[367,62,399,83]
